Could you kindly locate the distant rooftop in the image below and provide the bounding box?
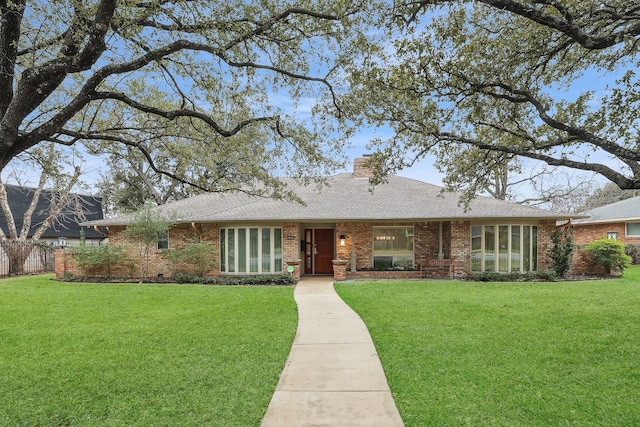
[575,196,640,224]
[0,185,104,239]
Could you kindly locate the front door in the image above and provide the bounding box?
[303,228,335,275]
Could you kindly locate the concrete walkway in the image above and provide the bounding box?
[260,277,404,426]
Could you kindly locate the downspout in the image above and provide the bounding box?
[438,221,444,259]
[93,226,109,237]
[557,218,573,228]
[191,222,204,240]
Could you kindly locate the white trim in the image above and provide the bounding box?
[626,222,640,238]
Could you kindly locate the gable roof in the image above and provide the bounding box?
[574,196,640,225]
[0,185,104,239]
[83,173,577,227]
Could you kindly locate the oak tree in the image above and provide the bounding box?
[0,0,364,200]
[351,0,640,202]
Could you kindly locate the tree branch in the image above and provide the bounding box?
[435,131,640,189]
[414,0,640,50]
[0,0,26,117]
[91,91,276,136]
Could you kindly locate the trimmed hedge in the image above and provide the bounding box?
[172,273,295,286]
[470,270,557,282]
[59,273,295,286]
[625,244,640,265]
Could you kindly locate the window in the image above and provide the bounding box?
[470,224,538,273]
[626,222,640,237]
[157,231,169,250]
[471,226,482,271]
[372,227,414,269]
[220,227,283,274]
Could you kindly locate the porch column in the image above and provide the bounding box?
[332,259,349,281]
[438,221,444,259]
[285,259,302,283]
[450,220,471,279]
[351,223,357,272]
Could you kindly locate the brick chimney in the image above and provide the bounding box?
[353,154,374,179]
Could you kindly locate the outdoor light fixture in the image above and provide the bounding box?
[608,231,618,240]
[339,234,346,247]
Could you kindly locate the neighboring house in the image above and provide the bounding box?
[0,185,104,276]
[570,197,640,274]
[0,184,105,246]
[572,196,640,245]
[71,157,578,281]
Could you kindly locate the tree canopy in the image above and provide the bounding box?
[349,0,640,202]
[1,0,366,200]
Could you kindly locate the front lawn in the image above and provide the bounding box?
[336,267,640,426]
[0,275,297,427]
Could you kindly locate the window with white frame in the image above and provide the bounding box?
[626,222,640,237]
[220,227,283,274]
[471,224,538,272]
[372,226,414,269]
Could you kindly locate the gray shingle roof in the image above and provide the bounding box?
[0,184,104,238]
[574,196,640,224]
[83,174,577,226]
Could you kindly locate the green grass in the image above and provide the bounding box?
[336,266,640,426]
[0,275,297,427]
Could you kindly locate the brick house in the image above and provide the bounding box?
[64,157,578,281]
[570,196,640,274]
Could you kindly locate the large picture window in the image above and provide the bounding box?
[626,222,640,237]
[373,227,414,270]
[470,224,538,273]
[220,227,283,274]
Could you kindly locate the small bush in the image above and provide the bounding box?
[70,244,131,278]
[173,273,211,284]
[583,238,632,275]
[60,273,84,282]
[625,244,640,265]
[165,241,217,277]
[172,274,294,286]
[548,226,574,277]
[470,270,557,282]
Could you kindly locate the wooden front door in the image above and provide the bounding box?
[303,228,335,275]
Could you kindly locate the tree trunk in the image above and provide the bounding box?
[1,240,35,275]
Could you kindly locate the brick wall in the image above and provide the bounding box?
[537,220,556,271]
[335,222,351,263]
[450,221,471,278]
[282,222,300,262]
[568,247,606,275]
[573,222,640,245]
[59,223,221,280]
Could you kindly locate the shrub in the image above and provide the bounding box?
[470,271,556,282]
[625,244,640,265]
[547,226,574,277]
[172,274,294,286]
[583,238,632,275]
[71,244,131,278]
[165,241,217,277]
